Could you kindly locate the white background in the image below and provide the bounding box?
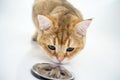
[0,0,120,80]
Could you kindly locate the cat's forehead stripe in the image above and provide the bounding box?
[55,29,69,45]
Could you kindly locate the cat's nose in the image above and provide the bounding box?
[57,57,64,63]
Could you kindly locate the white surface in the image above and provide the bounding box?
[0,0,120,80]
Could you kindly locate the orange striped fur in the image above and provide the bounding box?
[32,0,91,63]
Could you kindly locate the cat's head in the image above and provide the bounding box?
[36,14,92,63]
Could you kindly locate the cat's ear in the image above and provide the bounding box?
[37,15,52,31]
[75,19,92,36]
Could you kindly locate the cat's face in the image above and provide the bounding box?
[37,15,92,63]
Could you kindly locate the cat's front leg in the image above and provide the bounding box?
[32,31,38,41]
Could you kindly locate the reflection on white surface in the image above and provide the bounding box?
[0,0,120,80]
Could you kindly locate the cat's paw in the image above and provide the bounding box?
[32,32,38,42]
[32,37,37,41]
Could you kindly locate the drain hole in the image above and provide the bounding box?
[60,72,65,76]
[45,68,51,71]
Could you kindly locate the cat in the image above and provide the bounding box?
[32,0,92,63]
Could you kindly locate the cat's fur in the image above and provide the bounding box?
[32,0,92,63]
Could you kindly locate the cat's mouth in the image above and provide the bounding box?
[49,57,70,64]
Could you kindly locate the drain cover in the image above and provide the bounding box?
[31,63,74,80]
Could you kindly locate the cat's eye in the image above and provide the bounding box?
[66,47,74,52]
[48,45,56,50]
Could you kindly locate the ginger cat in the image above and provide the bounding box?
[32,0,92,63]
